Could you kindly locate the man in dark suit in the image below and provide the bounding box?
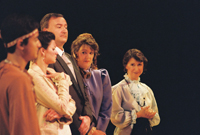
[40,13,93,135]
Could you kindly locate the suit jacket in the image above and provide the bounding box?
[49,52,93,135]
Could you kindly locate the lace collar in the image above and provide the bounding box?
[124,73,140,84]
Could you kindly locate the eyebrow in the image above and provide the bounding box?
[81,49,94,52]
[56,23,67,26]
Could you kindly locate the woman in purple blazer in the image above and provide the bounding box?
[71,33,112,135]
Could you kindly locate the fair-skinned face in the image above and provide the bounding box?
[43,40,58,64]
[76,44,94,70]
[126,57,144,80]
[44,17,68,49]
[23,32,41,61]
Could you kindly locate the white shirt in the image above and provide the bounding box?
[55,47,64,57]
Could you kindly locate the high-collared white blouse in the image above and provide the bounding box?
[28,63,76,135]
[111,74,160,135]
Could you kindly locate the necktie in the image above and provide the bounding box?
[61,53,77,81]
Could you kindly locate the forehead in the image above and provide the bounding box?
[48,17,67,26]
[128,57,143,63]
[79,44,94,51]
[26,32,39,47]
[48,40,56,47]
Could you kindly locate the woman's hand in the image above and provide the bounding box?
[46,72,60,79]
[144,107,156,119]
[92,130,106,135]
[136,106,156,119]
[88,127,106,135]
[43,109,62,122]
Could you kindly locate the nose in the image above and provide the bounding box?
[86,53,92,59]
[62,27,68,33]
[38,41,42,48]
[135,66,139,72]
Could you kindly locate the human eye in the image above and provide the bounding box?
[56,25,61,28]
[138,62,143,66]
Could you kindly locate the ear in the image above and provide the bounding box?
[16,39,24,50]
[125,64,128,70]
[42,28,47,31]
[40,47,46,56]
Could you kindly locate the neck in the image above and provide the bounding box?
[6,53,27,70]
[56,42,64,51]
[127,74,139,81]
[35,57,48,74]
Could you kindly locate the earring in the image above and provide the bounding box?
[43,55,46,62]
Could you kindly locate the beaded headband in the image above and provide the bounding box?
[6,29,38,48]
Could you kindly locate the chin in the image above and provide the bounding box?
[63,38,68,42]
[48,60,56,65]
[31,55,38,61]
[53,59,57,63]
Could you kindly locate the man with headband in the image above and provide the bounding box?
[0,14,41,135]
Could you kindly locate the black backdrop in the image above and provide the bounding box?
[1,0,200,135]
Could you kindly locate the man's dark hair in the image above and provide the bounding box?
[1,13,39,53]
[40,13,63,31]
[38,31,55,49]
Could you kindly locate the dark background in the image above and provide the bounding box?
[0,0,200,135]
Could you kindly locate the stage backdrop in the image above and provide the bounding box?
[0,1,200,135]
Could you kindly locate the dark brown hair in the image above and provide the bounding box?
[38,31,55,49]
[123,48,148,73]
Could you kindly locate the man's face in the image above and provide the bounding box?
[45,17,68,48]
[23,31,41,61]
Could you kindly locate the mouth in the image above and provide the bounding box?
[133,72,140,74]
[60,35,67,38]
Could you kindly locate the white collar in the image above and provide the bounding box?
[124,73,140,83]
[55,47,64,56]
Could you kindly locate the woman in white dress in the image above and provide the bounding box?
[28,31,76,135]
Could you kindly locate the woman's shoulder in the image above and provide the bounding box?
[91,68,110,77]
[112,79,127,92]
[140,82,154,93]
